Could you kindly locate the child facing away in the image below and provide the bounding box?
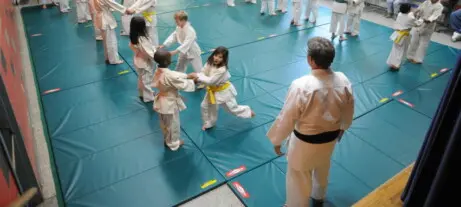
[129,16,156,103]
[159,11,202,74]
[187,47,255,131]
[152,49,196,151]
[76,0,92,23]
[330,0,349,41]
[386,3,422,70]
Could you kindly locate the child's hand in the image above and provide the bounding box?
[170,50,179,56]
[187,73,197,79]
[157,45,165,49]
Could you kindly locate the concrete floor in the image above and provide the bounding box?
[18,1,459,206]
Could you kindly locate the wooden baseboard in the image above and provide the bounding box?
[353,163,414,207]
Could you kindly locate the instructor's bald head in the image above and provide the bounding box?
[154,49,172,68]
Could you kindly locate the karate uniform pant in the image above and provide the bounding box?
[387,37,410,68]
[346,12,361,35]
[76,1,92,23]
[330,12,346,36]
[387,0,406,15]
[175,54,203,73]
[201,97,252,128]
[59,0,70,12]
[159,110,182,151]
[277,0,287,12]
[136,67,155,102]
[121,15,132,35]
[261,0,275,14]
[407,28,433,63]
[285,135,337,206]
[147,16,159,47]
[92,19,102,40]
[305,0,319,22]
[292,2,302,24]
[101,28,122,64]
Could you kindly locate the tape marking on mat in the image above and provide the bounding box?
[430,73,438,78]
[232,182,250,198]
[440,68,449,73]
[268,34,277,37]
[118,70,130,75]
[226,165,246,177]
[398,99,414,108]
[42,88,61,95]
[392,90,403,97]
[203,3,210,6]
[379,98,389,103]
[84,24,92,28]
[201,179,217,189]
[257,37,265,40]
[31,33,42,37]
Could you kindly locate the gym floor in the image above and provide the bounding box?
[19,0,460,206]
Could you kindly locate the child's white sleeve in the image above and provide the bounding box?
[165,71,196,92]
[101,0,126,13]
[163,31,177,47]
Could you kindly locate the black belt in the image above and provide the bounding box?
[293,129,341,144]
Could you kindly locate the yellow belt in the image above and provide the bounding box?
[394,30,410,44]
[207,81,231,104]
[142,11,156,22]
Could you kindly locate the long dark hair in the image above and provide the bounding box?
[207,46,229,69]
[130,16,148,44]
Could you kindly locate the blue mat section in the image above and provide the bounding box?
[21,0,458,206]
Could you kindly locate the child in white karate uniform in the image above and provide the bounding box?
[187,47,255,130]
[88,0,103,40]
[76,0,92,23]
[345,0,364,36]
[152,50,196,151]
[305,0,319,23]
[386,4,422,70]
[291,0,303,26]
[159,11,203,74]
[330,0,348,41]
[93,0,127,64]
[129,16,156,102]
[261,0,276,16]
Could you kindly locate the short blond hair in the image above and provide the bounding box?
[174,11,188,21]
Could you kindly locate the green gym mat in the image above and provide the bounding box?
[21,1,459,206]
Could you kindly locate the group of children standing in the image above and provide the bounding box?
[43,0,443,151]
[129,11,255,150]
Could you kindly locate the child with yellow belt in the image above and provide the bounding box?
[187,47,255,131]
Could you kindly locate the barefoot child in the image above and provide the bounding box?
[386,3,422,70]
[152,49,196,151]
[129,16,156,102]
[330,0,348,41]
[187,47,255,131]
[159,11,202,74]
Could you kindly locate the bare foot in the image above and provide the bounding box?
[339,36,347,41]
[251,110,256,117]
[202,125,207,131]
[42,5,47,9]
[179,139,184,146]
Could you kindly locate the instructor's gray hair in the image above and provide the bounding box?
[307,37,335,69]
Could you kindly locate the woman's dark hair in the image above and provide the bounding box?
[130,16,148,44]
[399,3,411,14]
[207,46,229,69]
[154,49,172,68]
[307,37,335,69]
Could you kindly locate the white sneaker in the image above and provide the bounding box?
[452,32,461,42]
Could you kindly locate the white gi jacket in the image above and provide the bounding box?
[347,0,364,14]
[129,0,157,27]
[413,0,443,35]
[94,0,126,30]
[129,37,156,69]
[196,63,238,104]
[163,22,202,59]
[152,68,195,114]
[267,69,354,147]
